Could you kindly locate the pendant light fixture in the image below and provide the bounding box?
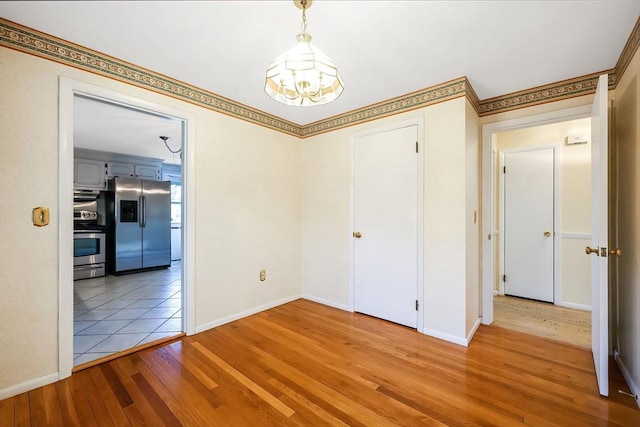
[265,0,344,106]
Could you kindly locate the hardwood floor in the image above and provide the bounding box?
[493,295,591,348]
[1,299,638,426]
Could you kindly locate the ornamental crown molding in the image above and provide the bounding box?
[1,17,638,138]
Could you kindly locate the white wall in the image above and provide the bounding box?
[194,113,302,326]
[300,132,351,307]
[301,97,481,344]
[0,47,302,392]
[495,118,592,308]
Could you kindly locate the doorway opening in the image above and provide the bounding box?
[59,77,195,379]
[482,108,593,348]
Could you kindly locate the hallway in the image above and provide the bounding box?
[493,295,591,348]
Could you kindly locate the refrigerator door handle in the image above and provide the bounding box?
[142,195,147,228]
[139,195,146,228]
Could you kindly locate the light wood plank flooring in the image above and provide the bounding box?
[494,295,591,348]
[1,299,637,426]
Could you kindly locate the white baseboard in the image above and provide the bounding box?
[0,372,59,400]
[421,327,468,347]
[614,350,640,408]
[556,301,591,311]
[466,318,482,345]
[492,290,498,296]
[194,294,301,334]
[300,294,351,312]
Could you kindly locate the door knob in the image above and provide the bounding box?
[585,246,599,255]
[353,231,362,239]
[609,248,623,257]
[544,231,551,237]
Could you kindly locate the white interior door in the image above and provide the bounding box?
[589,74,609,396]
[353,125,418,328]
[504,148,555,302]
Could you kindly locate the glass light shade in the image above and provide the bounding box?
[265,32,344,106]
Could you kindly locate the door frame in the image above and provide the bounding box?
[58,77,196,379]
[498,144,561,303]
[348,117,424,332]
[481,105,591,324]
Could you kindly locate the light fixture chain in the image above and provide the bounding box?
[300,1,308,33]
[160,136,182,154]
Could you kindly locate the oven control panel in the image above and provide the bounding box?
[74,210,98,220]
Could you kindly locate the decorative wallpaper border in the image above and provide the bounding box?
[477,71,615,117]
[301,77,470,137]
[614,17,640,85]
[0,19,303,137]
[1,16,638,137]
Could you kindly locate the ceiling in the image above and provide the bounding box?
[73,95,184,165]
[1,1,638,162]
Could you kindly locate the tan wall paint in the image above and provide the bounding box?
[613,46,640,400]
[0,47,301,390]
[465,99,481,334]
[300,132,350,306]
[423,98,468,339]
[0,48,61,390]
[495,118,592,307]
[302,97,480,342]
[193,113,302,324]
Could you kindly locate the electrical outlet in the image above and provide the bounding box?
[259,269,266,281]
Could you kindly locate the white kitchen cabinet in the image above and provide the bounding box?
[106,161,135,178]
[106,161,161,181]
[74,158,105,189]
[134,164,161,180]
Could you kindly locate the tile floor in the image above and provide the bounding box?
[73,261,182,366]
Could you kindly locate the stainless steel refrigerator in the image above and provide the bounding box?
[108,177,171,273]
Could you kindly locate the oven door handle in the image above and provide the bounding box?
[73,264,104,271]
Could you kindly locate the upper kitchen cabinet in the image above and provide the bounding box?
[106,161,161,180]
[107,159,162,181]
[106,161,135,179]
[107,162,161,181]
[74,158,106,190]
[134,164,161,181]
[76,148,164,186]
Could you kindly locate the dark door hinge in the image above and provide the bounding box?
[416,141,419,153]
[502,274,507,282]
[415,300,419,311]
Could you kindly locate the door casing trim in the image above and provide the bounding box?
[58,76,196,379]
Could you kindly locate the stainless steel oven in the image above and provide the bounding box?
[74,231,106,280]
[73,190,108,280]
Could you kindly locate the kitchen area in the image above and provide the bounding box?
[72,95,184,367]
